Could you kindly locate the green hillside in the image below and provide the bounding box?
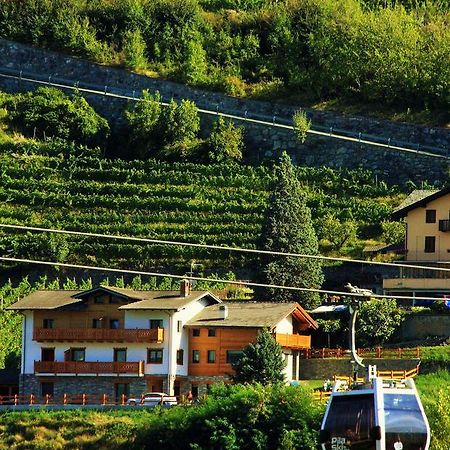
[0,0,448,120]
[0,139,402,271]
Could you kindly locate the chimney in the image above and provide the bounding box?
[180,279,191,297]
[218,304,228,320]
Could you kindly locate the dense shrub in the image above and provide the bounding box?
[135,383,323,450]
[4,87,110,147]
[1,0,447,110]
[207,117,244,163]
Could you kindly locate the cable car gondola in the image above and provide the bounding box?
[320,285,431,450]
[319,370,430,450]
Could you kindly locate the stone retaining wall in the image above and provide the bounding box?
[20,374,146,399]
[0,39,448,184]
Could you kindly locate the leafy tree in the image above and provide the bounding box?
[232,328,286,384]
[292,109,311,144]
[5,87,109,147]
[122,28,148,70]
[317,214,357,251]
[160,98,200,143]
[125,89,162,157]
[207,116,244,163]
[182,33,208,85]
[381,221,405,245]
[356,298,405,347]
[158,98,201,160]
[258,152,324,308]
[316,318,342,348]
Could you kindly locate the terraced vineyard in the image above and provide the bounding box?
[0,148,399,272]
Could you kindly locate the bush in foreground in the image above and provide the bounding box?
[135,383,322,450]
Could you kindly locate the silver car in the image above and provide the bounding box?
[127,392,178,407]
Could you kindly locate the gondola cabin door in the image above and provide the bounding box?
[320,391,381,450]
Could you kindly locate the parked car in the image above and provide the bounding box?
[127,392,177,407]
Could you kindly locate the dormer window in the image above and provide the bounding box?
[426,210,436,223]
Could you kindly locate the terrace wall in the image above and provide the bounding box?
[0,39,448,184]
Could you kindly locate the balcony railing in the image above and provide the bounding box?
[34,360,145,376]
[439,219,450,232]
[275,333,311,349]
[33,327,164,343]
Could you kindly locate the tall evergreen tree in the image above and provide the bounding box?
[258,152,323,309]
[232,328,286,385]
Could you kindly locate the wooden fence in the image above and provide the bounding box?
[0,393,183,406]
[300,347,421,359]
[312,365,421,402]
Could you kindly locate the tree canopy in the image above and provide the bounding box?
[257,152,324,309]
[356,298,405,347]
[232,328,286,384]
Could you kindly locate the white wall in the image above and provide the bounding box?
[25,296,218,377]
[275,316,293,334]
[283,351,292,383]
[172,297,215,377]
[23,311,38,374]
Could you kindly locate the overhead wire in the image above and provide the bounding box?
[1,223,449,273]
[0,70,447,160]
[0,255,445,302]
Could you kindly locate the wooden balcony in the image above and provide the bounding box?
[275,333,311,349]
[33,327,164,343]
[34,360,145,376]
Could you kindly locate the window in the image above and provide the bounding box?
[226,350,243,365]
[115,383,130,401]
[425,209,436,223]
[177,320,182,332]
[92,318,103,329]
[208,329,216,337]
[192,329,200,337]
[71,348,85,362]
[148,349,163,364]
[192,350,200,363]
[177,349,184,365]
[110,319,120,329]
[425,236,436,253]
[207,350,216,363]
[150,319,163,329]
[41,382,54,397]
[41,348,55,362]
[114,348,127,362]
[43,319,54,329]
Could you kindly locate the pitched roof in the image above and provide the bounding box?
[119,291,219,311]
[392,188,444,219]
[186,302,317,329]
[7,287,219,311]
[6,290,82,310]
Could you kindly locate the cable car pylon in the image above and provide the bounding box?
[319,284,431,450]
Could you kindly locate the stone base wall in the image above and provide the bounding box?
[20,374,146,399]
[0,39,448,184]
[185,375,232,397]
